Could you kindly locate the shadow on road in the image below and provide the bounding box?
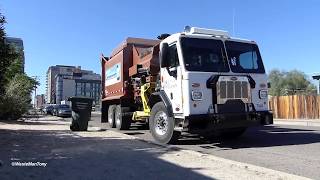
[0,121,65,126]
[174,125,320,149]
[0,128,213,180]
[89,114,320,150]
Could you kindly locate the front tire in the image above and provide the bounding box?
[149,102,180,144]
[108,105,116,128]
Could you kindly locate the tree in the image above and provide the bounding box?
[0,12,8,94]
[0,74,38,120]
[268,69,285,96]
[0,12,19,94]
[268,69,317,96]
[0,10,39,120]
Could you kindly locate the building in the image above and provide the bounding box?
[55,75,75,104]
[4,37,25,72]
[56,75,101,105]
[46,65,101,105]
[35,94,45,109]
[46,65,81,103]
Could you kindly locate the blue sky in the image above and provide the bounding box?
[1,0,320,94]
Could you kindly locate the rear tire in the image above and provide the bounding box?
[108,105,116,128]
[149,102,180,144]
[115,106,131,130]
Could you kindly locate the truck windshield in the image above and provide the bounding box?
[225,41,265,73]
[180,37,229,72]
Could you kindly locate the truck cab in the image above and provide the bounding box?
[149,27,272,143]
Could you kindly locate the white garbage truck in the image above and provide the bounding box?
[101,26,273,144]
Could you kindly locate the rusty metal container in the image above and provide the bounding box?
[101,37,160,101]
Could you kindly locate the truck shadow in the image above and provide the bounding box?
[0,128,213,180]
[175,125,320,149]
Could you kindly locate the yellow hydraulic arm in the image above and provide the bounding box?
[132,83,155,121]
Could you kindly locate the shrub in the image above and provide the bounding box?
[0,74,35,120]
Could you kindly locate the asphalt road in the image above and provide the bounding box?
[88,112,320,179]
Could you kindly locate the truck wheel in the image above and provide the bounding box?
[221,128,247,139]
[115,106,131,130]
[108,105,116,128]
[149,102,180,144]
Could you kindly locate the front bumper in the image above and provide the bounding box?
[182,111,273,133]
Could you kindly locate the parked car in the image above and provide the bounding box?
[52,105,59,116]
[55,104,72,117]
[44,105,55,115]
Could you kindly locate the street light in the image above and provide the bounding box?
[312,75,320,94]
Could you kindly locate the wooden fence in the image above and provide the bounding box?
[269,95,320,119]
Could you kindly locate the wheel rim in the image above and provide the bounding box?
[115,110,121,127]
[154,111,168,136]
[108,113,113,124]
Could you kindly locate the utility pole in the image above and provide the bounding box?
[32,76,39,108]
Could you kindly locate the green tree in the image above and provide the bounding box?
[0,10,39,120]
[0,12,19,94]
[268,69,317,96]
[0,12,9,93]
[0,74,38,120]
[268,69,285,96]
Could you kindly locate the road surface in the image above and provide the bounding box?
[89,112,320,179]
[1,115,306,180]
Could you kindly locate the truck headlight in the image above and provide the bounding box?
[191,91,202,101]
[259,90,268,99]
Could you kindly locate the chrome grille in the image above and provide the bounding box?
[241,81,249,98]
[235,81,242,98]
[218,80,250,103]
[220,81,226,98]
[227,81,234,98]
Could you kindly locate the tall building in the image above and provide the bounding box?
[35,94,45,109]
[4,37,25,72]
[46,65,101,104]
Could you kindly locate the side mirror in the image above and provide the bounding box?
[267,82,271,88]
[160,43,169,68]
[169,67,177,78]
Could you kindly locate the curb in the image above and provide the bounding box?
[274,119,320,127]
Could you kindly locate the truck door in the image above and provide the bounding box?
[161,44,183,114]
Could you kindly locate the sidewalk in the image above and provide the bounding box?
[0,116,309,180]
[274,119,320,127]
